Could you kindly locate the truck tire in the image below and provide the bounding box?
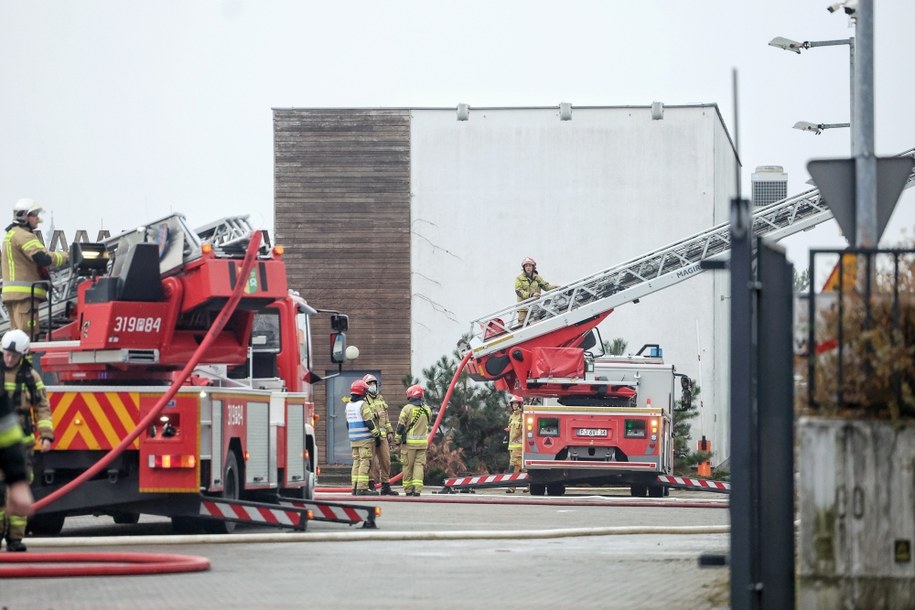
[546,483,566,496]
[112,512,141,525]
[630,484,647,497]
[207,452,241,534]
[529,483,546,496]
[648,485,665,498]
[26,513,66,536]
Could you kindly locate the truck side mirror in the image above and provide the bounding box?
[330,314,349,333]
[330,332,346,363]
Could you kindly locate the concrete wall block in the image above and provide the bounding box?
[798,417,915,608]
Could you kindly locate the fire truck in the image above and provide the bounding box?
[458,154,915,495]
[15,214,375,534]
[515,345,690,497]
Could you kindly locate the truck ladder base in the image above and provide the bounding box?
[198,496,312,531]
[439,473,530,493]
[277,495,380,529]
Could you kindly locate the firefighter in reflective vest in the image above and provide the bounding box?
[0,388,32,538]
[515,256,555,325]
[345,379,380,496]
[0,330,52,551]
[505,395,525,493]
[363,374,398,496]
[396,385,433,497]
[1,199,69,340]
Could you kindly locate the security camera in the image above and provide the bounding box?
[827,0,857,14]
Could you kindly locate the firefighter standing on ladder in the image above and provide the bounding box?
[1,199,69,340]
[514,256,555,326]
[504,395,526,493]
[345,379,380,496]
[396,385,432,497]
[0,329,52,551]
[363,374,399,496]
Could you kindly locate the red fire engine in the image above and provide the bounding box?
[458,175,861,495]
[22,214,375,534]
[514,344,688,497]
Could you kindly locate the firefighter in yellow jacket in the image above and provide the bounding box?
[0,330,52,551]
[505,395,525,493]
[0,388,33,530]
[515,256,555,325]
[1,199,69,340]
[345,379,380,496]
[396,385,433,497]
[363,374,398,495]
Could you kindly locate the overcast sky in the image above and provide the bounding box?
[1,1,913,273]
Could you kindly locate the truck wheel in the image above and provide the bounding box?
[529,483,546,496]
[630,484,647,497]
[26,513,66,536]
[207,452,241,534]
[648,485,665,498]
[546,483,566,496]
[302,467,315,501]
[112,512,141,525]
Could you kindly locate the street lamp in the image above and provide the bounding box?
[793,121,850,135]
[769,35,855,151]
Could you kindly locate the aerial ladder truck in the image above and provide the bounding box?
[453,147,915,496]
[6,214,378,535]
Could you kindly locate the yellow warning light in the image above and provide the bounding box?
[306,510,315,520]
[201,242,213,255]
[273,245,285,257]
[74,417,83,426]
[243,451,250,461]
[374,507,382,517]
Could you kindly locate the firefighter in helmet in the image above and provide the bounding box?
[363,374,399,495]
[504,395,525,493]
[0,388,32,530]
[0,329,53,551]
[396,385,433,497]
[1,199,69,340]
[345,379,381,496]
[514,256,556,325]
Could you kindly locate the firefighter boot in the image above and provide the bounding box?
[352,486,358,496]
[368,480,376,493]
[6,539,27,552]
[380,483,399,496]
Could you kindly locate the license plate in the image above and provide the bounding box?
[576,428,608,437]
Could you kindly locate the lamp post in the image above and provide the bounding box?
[769,35,855,152]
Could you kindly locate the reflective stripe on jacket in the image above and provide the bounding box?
[398,403,432,447]
[1,225,68,302]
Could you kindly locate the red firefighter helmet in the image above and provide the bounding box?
[406,384,424,399]
[350,379,368,396]
[362,374,378,384]
[521,256,536,269]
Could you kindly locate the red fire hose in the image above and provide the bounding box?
[316,350,473,493]
[4,231,264,577]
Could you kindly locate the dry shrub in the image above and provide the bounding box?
[802,250,915,420]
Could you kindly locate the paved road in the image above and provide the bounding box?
[2,489,730,609]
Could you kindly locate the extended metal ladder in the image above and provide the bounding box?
[467,147,915,359]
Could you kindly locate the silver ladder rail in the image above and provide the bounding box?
[0,214,263,335]
[468,147,915,359]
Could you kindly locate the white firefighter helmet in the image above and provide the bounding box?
[1,329,31,356]
[13,198,42,222]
